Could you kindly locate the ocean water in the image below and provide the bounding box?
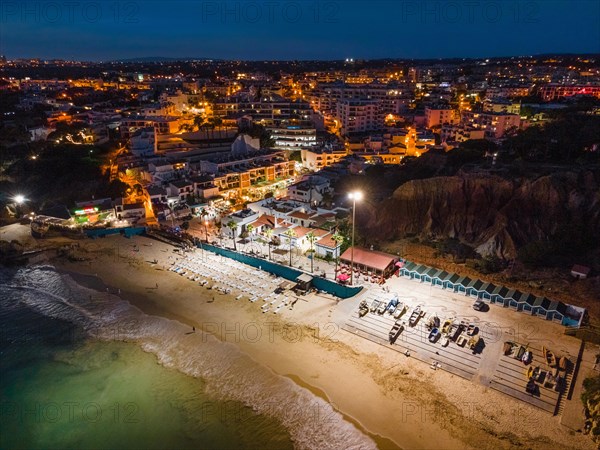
[0,265,376,450]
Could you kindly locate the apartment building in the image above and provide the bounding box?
[120,116,182,139]
[425,106,459,128]
[309,81,410,117]
[336,99,383,136]
[483,99,521,115]
[538,84,600,101]
[268,124,317,150]
[461,111,521,138]
[301,147,348,170]
[212,93,314,124]
[440,124,486,143]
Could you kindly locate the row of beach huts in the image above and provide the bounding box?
[398,261,585,328]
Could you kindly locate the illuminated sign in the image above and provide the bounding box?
[74,207,99,215]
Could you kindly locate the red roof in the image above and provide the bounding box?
[340,247,396,271]
[315,234,338,249]
[289,211,314,220]
[571,264,591,275]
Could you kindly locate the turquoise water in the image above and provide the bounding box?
[1,338,292,450]
[0,266,376,450]
[0,270,292,450]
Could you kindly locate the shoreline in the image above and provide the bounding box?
[60,266,400,449]
[47,234,596,450]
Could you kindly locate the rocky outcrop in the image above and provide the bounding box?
[364,170,600,259]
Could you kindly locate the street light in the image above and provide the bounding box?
[167,200,175,228]
[14,195,25,205]
[348,191,363,286]
[204,220,209,243]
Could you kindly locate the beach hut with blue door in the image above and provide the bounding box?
[466,279,486,298]
[532,296,552,318]
[414,264,429,281]
[432,270,449,287]
[401,261,418,278]
[505,289,523,310]
[456,276,471,294]
[482,282,496,300]
[424,267,441,284]
[443,273,461,290]
[521,293,536,313]
[490,286,509,306]
[546,300,566,322]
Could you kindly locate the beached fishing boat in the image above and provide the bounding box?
[387,298,399,315]
[370,300,380,313]
[441,319,452,335]
[393,303,407,319]
[466,324,478,336]
[389,321,404,344]
[428,328,440,343]
[544,371,556,389]
[358,301,369,317]
[441,336,449,347]
[559,356,568,371]
[503,341,515,356]
[521,351,532,364]
[468,336,480,350]
[542,346,557,367]
[408,306,422,327]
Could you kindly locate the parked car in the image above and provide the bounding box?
[473,300,487,312]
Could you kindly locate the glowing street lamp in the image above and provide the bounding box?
[348,191,363,286]
[14,195,25,205]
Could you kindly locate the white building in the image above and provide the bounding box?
[300,148,348,170]
[268,125,317,150]
[130,127,156,157]
[222,208,260,237]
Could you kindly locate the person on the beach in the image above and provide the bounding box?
[156,283,158,288]
[192,326,195,332]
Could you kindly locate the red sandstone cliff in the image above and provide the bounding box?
[364,170,600,259]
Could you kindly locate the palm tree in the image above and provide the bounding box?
[246,224,255,243]
[284,228,297,267]
[227,220,238,251]
[331,232,345,277]
[264,228,273,260]
[306,231,318,273]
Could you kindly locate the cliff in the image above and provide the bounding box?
[364,170,600,259]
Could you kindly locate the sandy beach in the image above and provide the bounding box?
[51,234,595,450]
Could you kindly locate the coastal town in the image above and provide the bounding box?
[2,45,600,450]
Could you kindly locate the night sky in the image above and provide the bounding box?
[1,0,599,60]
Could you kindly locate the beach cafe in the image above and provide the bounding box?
[338,247,397,284]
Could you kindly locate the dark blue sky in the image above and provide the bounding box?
[1,0,598,60]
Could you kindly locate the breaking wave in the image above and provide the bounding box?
[0,265,376,450]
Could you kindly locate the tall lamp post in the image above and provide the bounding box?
[348,191,363,286]
[13,195,26,218]
[204,220,209,243]
[167,200,175,228]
